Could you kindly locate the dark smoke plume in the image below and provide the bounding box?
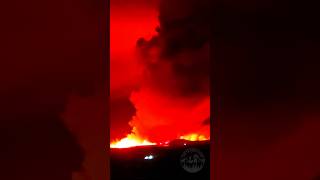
[128,0,211,142]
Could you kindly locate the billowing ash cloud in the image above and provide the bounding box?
[128,0,211,142]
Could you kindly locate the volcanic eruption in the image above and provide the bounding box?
[110,0,210,148]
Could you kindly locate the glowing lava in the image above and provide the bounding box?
[110,135,155,148]
[180,133,209,141]
[111,132,210,149]
[110,127,156,148]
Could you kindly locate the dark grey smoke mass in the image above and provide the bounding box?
[126,0,211,142]
[137,0,210,97]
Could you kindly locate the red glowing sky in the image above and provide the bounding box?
[110,2,159,139]
[110,3,158,97]
[110,0,210,142]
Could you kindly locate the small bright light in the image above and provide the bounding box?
[184,143,187,146]
[144,155,154,160]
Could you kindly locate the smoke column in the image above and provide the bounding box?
[125,0,211,143]
[111,0,210,142]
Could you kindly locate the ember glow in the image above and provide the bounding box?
[180,133,209,141]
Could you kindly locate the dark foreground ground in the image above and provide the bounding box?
[110,140,210,180]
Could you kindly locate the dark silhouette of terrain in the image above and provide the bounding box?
[111,140,210,180]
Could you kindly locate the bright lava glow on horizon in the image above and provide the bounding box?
[110,137,155,148]
[179,133,209,141]
[110,131,209,149]
[110,128,156,148]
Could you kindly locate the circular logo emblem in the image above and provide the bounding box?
[180,148,205,173]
